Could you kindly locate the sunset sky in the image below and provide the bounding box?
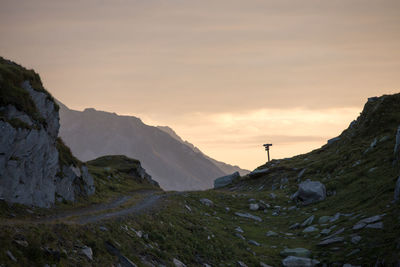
[1,0,399,170]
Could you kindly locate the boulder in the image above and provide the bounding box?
[280,248,311,258]
[292,180,326,205]
[318,216,331,224]
[282,256,319,267]
[200,198,214,207]
[303,226,319,233]
[234,212,262,222]
[214,172,240,188]
[249,203,259,211]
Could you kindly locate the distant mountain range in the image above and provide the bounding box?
[58,103,249,190]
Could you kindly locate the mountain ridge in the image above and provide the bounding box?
[58,103,247,190]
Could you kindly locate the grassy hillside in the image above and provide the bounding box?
[0,94,399,266]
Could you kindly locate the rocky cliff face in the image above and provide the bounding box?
[0,58,95,207]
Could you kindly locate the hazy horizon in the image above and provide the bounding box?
[1,0,399,169]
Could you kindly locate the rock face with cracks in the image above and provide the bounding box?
[0,59,95,207]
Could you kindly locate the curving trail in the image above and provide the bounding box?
[1,190,167,225]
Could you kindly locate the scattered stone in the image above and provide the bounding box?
[235,226,244,233]
[291,180,326,205]
[282,256,319,267]
[234,212,262,222]
[303,226,319,233]
[280,248,311,258]
[320,229,331,235]
[301,215,315,227]
[346,249,361,257]
[365,222,383,229]
[351,235,362,244]
[237,261,248,267]
[318,236,344,246]
[235,233,246,240]
[6,250,17,262]
[270,193,277,199]
[289,223,300,230]
[185,205,192,211]
[329,213,341,223]
[13,240,29,247]
[173,258,187,267]
[288,206,297,211]
[353,215,383,230]
[394,125,400,162]
[120,255,138,267]
[298,169,307,179]
[200,198,213,207]
[248,240,260,246]
[394,176,400,203]
[318,216,331,224]
[99,226,108,232]
[249,203,259,211]
[322,227,345,240]
[260,262,273,267]
[266,231,278,237]
[81,246,93,261]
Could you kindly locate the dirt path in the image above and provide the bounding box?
[2,190,167,225]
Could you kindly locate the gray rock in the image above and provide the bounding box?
[200,198,214,207]
[365,222,383,229]
[235,233,246,240]
[318,236,344,246]
[280,248,311,258]
[394,176,400,202]
[318,216,331,224]
[214,172,240,188]
[320,229,331,235]
[297,169,306,179]
[329,213,341,223]
[249,203,259,211]
[248,168,269,177]
[289,223,300,230]
[351,235,362,244]
[6,250,17,262]
[235,212,262,222]
[270,193,277,199]
[260,262,273,267]
[81,246,93,261]
[301,215,315,227]
[0,81,95,207]
[394,125,400,162]
[303,226,319,233]
[292,180,326,205]
[119,255,138,267]
[235,226,244,233]
[173,258,186,267]
[237,261,248,267]
[248,240,260,246]
[266,231,278,237]
[353,215,383,230]
[282,256,319,267]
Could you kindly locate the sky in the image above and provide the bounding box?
[1,0,399,170]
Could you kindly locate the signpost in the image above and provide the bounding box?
[263,144,272,162]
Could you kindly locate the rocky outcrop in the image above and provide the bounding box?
[214,171,240,188]
[0,60,95,207]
